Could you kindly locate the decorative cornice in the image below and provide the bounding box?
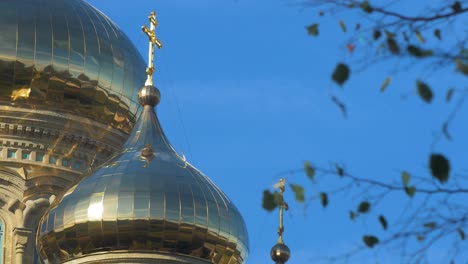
[0,122,114,154]
[62,252,211,264]
[0,106,129,150]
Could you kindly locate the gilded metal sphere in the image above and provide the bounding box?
[270,243,291,263]
[138,85,161,106]
[0,0,146,133]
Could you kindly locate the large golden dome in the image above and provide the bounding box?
[36,84,249,263]
[0,0,146,133]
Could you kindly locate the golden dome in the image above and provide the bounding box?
[0,0,146,133]
[36,84,249,263]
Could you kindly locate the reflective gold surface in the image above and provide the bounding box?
[0,0,146,133]
[37,96,249,263]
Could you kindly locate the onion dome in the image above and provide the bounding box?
[36,11,249,264]
[0,0,146,212]
[0,0,146,134]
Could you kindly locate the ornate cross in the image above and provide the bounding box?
[142,11,163,86]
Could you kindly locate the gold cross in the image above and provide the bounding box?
[142,11,162,86]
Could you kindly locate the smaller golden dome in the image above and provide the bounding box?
[36,84,249,263]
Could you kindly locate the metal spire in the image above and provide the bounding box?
[271,178,291,264]
[277,178,287,244]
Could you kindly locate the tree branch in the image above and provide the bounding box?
[315,167,468,195]
[370,5,468,22]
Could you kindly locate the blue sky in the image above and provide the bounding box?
[87,0,467,263]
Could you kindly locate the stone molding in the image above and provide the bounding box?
[13,227,34,264]
[13,227,32,247]
[0,106,127,143]
[0,142,91,174]
[0,122,113,153]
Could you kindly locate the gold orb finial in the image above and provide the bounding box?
[138,85,160,107]
[270,243,291,264]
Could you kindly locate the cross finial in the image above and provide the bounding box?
[142,11,162,86]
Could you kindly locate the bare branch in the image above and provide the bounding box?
[370,5,468,22]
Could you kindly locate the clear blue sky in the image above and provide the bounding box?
[87,0,467,263]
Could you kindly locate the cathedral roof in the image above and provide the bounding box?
[36,9,249,264]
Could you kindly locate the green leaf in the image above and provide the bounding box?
[363,235,379,248]
[320,192,328,208]
[404,186,416,198]
[401,171,410,186]
[290,184,305,203]
[358,201,371,213]
[434,29,441,40]
[423,222,437,229]
[306,23,319,36]
[373,30,381,40]
[446,88,455,102]
[304,161,315,180]
[451,1,462,12]
[349,211,357,220]
[417,80,433,103]
[387,38,400,54]
[360,1,374,13]
[407,45,433,57]
[415,31,426,44]
[332,63,350,86]
[458,228,465,240]
[455,59,468,76]
[262,190,280,212]
[339,20,347,33]
[378,215,388,230]
[430,153,450,184]
[380,77,391,92]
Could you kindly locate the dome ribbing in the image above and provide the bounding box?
[0,0,146,133]
[36,10,249,263]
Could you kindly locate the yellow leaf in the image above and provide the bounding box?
[380,77,391,92]
[415,31,426,44]
[339,20,347,33]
